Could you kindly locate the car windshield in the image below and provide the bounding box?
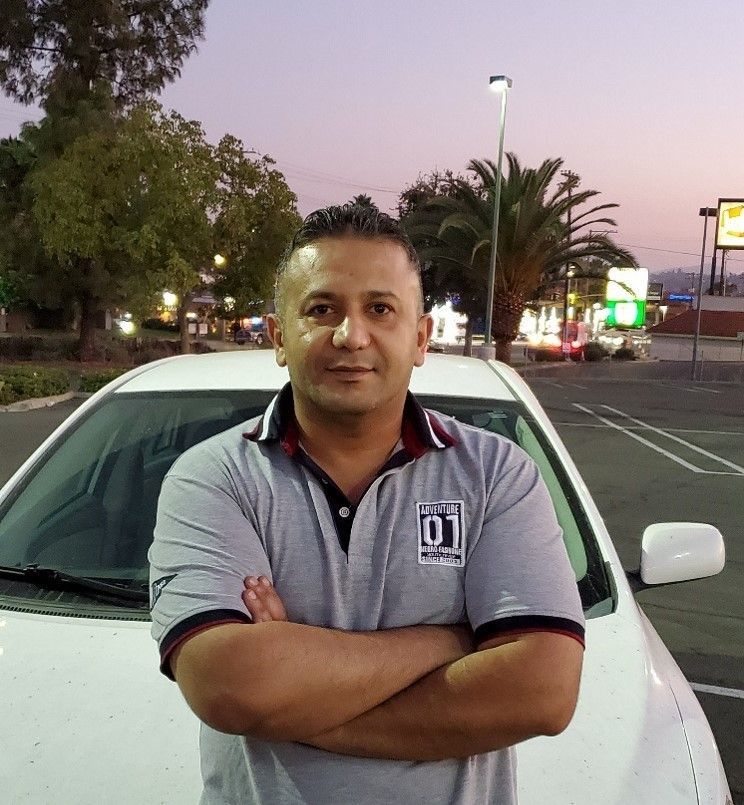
[0,389,613,616]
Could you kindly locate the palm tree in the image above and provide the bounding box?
[406,154,637,363]
[349,193,376,208]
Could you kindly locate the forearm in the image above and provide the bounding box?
[173,620,470,741]
[305,634,583,761]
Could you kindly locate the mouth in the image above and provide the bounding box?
[326,366,375,378]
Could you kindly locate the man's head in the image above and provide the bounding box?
[273,204,424,317]
[266,204,432,420]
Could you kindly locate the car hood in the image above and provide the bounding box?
[0,607,697,805]
[518,610,697,804]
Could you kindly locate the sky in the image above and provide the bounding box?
[1,0,743,274]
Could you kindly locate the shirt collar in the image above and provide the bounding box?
[243,382,457,458]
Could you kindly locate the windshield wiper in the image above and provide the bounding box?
[0,564,149,604]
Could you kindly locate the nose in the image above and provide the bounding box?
[332,314,371,350]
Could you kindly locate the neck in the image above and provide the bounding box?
[293,395,405,464]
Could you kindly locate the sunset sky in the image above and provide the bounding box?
[2,0,743,273]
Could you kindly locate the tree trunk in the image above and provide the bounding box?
[490,290,526,366]
[178,304,190,354]
[493,338,513,364]
[462,317,474,357]
[78,290,98,362]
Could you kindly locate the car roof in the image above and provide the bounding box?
[116,350,517,401]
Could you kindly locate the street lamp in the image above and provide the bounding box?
[691,207,718,379]
[483,75,513,350]
[213,253,227,268]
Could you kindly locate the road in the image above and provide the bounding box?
[1,373,742,800]
[526,366,744,802]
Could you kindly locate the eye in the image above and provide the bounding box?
[371,303,391,315]
[308,304,332,316]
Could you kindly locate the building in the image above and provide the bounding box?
[648,296,744,361]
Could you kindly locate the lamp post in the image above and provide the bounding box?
[691,207,717,379]
[562,267,576,360]
[483,75,512,351]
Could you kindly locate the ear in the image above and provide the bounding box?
[265,314,287,367]
[414,313,434,367]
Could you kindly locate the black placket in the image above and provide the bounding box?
[295,448,413,554]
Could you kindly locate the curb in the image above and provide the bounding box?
[0,390,88,413]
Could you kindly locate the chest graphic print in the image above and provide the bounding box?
[417,500,466,567]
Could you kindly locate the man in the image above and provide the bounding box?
[149,204,584,804]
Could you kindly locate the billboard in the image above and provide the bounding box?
[605,267,648,329]
[647,282,663,302]
[716,199,744,250]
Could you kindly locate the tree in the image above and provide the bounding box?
[211,139,301,321]
[407,155,637,363]
[399,169,483,353]
[348,193,376,209]
[28,104,220,357]
[28,104,301,358]
[0,1,209,109]
[397,169,473,219]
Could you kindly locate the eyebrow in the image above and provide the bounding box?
[301,290,402,304]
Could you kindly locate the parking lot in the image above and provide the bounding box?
[526,366,744,801]
[1,366,742,801]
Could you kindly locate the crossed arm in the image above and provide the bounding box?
[170,576,584,761]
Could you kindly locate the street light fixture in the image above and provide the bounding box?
[483,75,513,350]
[213,253,227,268]
[691,207,718,379]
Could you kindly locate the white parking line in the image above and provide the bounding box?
[573,404,708,473]
[553,422,744,437]
[662,384,722,395]
[690,682,744,701]
[566,383,588,389]
[600,405,744,475]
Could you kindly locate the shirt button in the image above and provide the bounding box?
[339,506,351,518]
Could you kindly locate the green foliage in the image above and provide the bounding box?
[0,273,19,308]
[211,140,301,316]
[401,154,638,361]
[78,367,130,393]
[349,194,376,209]
[0,364,70,404]
[584,342,609,361]
[0,1,209,109]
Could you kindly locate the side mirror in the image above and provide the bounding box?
[630,523,725,590]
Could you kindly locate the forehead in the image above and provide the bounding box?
[283,236,418,297]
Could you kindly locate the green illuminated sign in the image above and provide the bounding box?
[605,300,646,328]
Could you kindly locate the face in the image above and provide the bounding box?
[266,236,432,420]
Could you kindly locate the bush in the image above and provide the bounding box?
[612,346,636,361]
[142,318,179,332]
[584,342,609,362]
[0,365,70,404]
[78,368,131,393]
[531,347,564,362]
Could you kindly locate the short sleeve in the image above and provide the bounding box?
[148,446,272,679]
[465,446,585,647]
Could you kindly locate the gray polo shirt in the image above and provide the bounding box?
[149,384,584,805]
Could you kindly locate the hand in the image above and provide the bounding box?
[242,576,288,623]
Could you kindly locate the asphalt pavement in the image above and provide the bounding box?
[525,364,744,801]
[1,367,742,800]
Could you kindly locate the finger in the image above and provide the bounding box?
[256,576,288,622]
[243,586,270,622]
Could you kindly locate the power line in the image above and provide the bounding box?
[618,242,744,265]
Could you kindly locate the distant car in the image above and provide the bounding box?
[234,324,265,346]
[0,352,730,803]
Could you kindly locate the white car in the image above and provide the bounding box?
[0,351,731,804]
